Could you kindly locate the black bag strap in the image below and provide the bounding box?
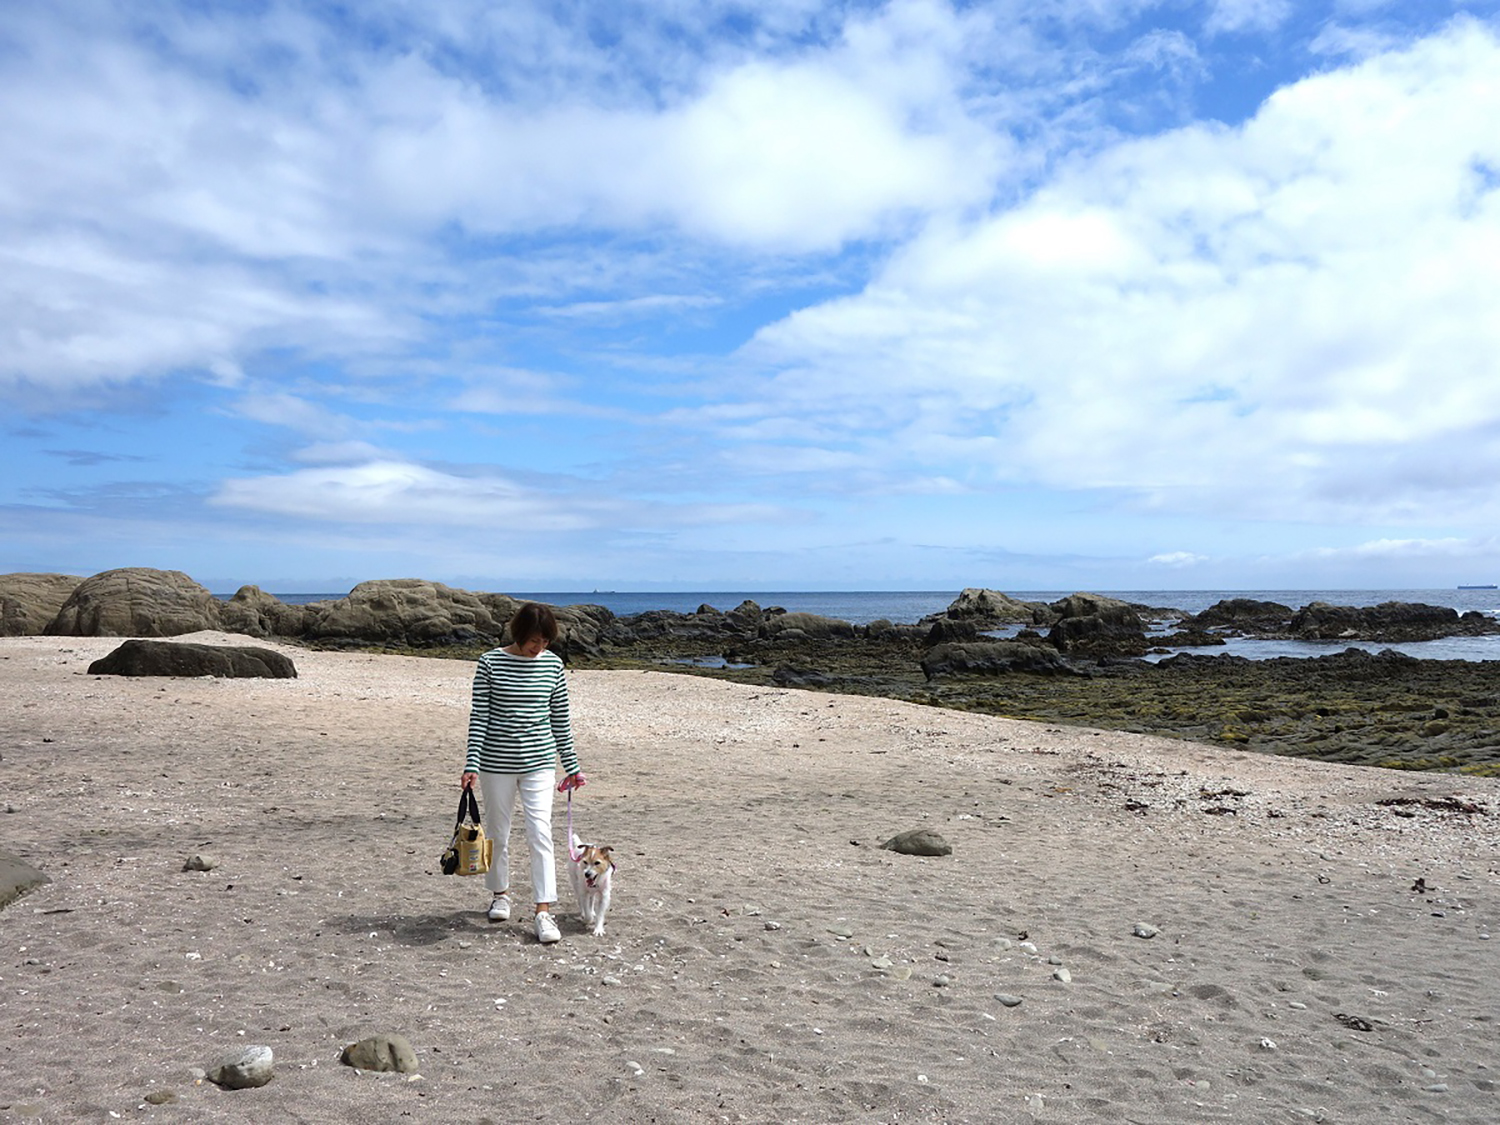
[455,785,482,828]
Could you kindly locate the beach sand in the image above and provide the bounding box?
[1,632,1496,1123]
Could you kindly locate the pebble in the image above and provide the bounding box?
[827,925,854,940]
[1053,967,1071,984]
[626,1060,645,1078]
[182,855,218,872]
[994,993,1024,1008]
[143,1090,177,1105]
[1287,1001,1307,1010]
[1425,1083,1450,1093]
[1260,1038,1278,1050]
[933,974,951,987]
[1046,956,1062,966]
[764,921,782,931]
[1018,941,1039,955]
[870,957,894,970]
[891,967,913,980]
[1133,924,1159,939]
[602,976,622,986]
[207,1045,274,1089]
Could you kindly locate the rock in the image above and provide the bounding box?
[880,829,952,857]
[182,854,218,872]
[1288,600,1500,643]
[143,1090,178,1105]
[923,617,981,646]
[994,993,1024,1007]
[760,612,857,641]
[921,641,1079,679]
[772,666,832,688]
[217,586,312,638]
[340,1033,418,1074]
[45,568,224,637]
[87,639,297,679]
[1186,598,1294,631]
[937,588,1046,627]
[302,579,516,648]
[207,1044,274,1089]
[1133,923,1159,939]
[0,573,84,636]
[1047,593,1148,658]
[1053,967,1072,983]
[1,850,51,913]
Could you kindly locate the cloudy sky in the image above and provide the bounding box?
[4,0,1500,594]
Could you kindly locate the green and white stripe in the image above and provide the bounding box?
[464,648,579,775]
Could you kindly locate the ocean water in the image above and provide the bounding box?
[241,587,1500,662]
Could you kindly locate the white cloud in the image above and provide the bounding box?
[733,20,1500,527]
[1149,551,1209,567]
[1204,0,1293,36]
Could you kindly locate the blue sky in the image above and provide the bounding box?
[4,0,1500,594]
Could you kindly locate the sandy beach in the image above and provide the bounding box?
[1,632,1497,1123]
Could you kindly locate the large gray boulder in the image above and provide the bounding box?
[0,573,83,636]
[44,568,223,637]
[302,579,516,647]
[939,588,1046,627]
[87,639,297,678]
[217,585,312,638]
[759,611,857,641]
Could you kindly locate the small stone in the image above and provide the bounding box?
[143,1090,177,1105]
[602,975,622,986]
[891,966,913,980]
[340,1034,418,1074]
[1046,956,1062,966]
[826,924,854,939]
[1425,1083,1450,1093]
[879,829,952,857]
[764,921,782,931]
[182,855,218,872]
[1133,923,1159,939]
[626,1060,645,1077]
[933,974,952,987]
[1287,1001,1307,1010]
[1018,941,1039,955]
[207,1044,273,1089]
[1053,967,1071,984]
[871,957,894,970]
[1260,1038,1277,1050]
[994,993,1023,1008]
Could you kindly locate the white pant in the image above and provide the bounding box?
[478,770,556,905]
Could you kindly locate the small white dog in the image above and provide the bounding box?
[567,832,615,937]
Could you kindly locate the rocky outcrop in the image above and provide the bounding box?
[760,612,857,641]
[45,568,223,637]
[87,639,297,679]
[921,641,1079,679]
[0,573,83,636]
[1288,601,1500,643]
[216,585,313,638]
[1046,594,1148,657]
[301,579,518,647]
[934,588,1047,627]
[1186,598,1294,632]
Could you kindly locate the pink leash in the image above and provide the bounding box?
[566,790,583,861]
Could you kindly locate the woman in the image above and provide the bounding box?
[460,602,586,944]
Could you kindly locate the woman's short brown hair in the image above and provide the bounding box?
[507,602,559,643]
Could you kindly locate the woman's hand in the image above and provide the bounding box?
[557,772,587,793]
[460,771,478,790]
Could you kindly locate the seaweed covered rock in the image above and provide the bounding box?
[760,612,857,641]
[0,573,83,636]
[45,568,223,637]
[87,639,297,678]
[921,641,1078,679]
[1187,598,1294,632]
[1046,593,1148,657]
[1289,601,1500,643]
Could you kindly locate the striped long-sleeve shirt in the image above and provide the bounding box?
[464,648,580,776]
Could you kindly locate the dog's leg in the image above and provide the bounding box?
[592,885,610,936]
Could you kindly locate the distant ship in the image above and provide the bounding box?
[1457,584,1498,589]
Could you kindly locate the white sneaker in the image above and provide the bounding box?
[486,894,511,922]
[534,911,561,944]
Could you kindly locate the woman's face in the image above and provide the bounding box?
[516,633,550,657]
